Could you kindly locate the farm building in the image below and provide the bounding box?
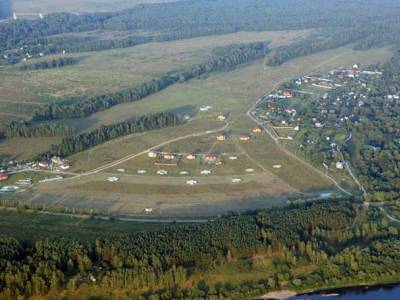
[0,173,8,182]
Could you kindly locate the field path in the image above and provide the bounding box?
[61,121,230,180]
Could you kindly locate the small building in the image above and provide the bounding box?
[252,126,262,133]
[216,133,227,141]
[239,134,251,141]
[0,173,8,182]
[148,151,157,158]
[201,170,212,175]
[200,105,212,112]
[231,178,242,183]
[157,169,168,175]
[107,176,119,182]
[137,170,147,174]
[51,156,63,166]
[336,161,345,170]
[144,208,153,213]
[217,113,226,121]
[163,153,175,160]
[204,154,218,162]
[186,179,198,185]
[229,156,238,160]
[283,90,292,98]
[180,171,189,175]
[186,154,196,160]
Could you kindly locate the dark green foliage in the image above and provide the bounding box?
[0,121,74,139]
[32,41,269,121]
[47,111,182,157]
[20,57,80,70]
[2,0,400,65]
[1,200,400,300]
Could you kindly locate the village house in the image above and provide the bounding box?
[186,154,196,160]
[148,151,157,158]
[283,90,293,98]
[217,113,227,121]
[252,126,262,133]
[204,154,218,162]
[163,153,175,160]
[51,156,63,166]
[336,161,345,170]
[0,172,8,182]
[216,133,227,141]
[239,134,251,141]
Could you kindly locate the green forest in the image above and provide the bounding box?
[1,200,400,299]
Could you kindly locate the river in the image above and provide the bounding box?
[294,283,400,299]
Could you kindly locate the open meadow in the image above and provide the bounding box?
[0,30,305,125]
[5,45,391,217]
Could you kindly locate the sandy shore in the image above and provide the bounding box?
[260,290,297,299]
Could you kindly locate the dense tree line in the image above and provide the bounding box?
[32,41,269,121]
[1,200,400,299]
[20,57,80,70]
[2,1,400,65]
[266,27,371,66]
[0,121,74,139]
[4,35,153,64]
[45,112,182,157]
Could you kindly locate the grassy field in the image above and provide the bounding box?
[0,208,175,241]
[0,30,305,124]
[0,44,393,216]
[12,0,178,13]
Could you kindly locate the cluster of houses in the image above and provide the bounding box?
[38,156,71,171]
[254,63,387,172]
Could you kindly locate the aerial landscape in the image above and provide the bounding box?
[0,0,399,299]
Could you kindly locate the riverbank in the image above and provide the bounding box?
[260,278,400,299]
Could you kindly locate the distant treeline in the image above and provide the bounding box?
[2,0,400,64]
[20,57,80,70]
[43,112,182,158]
[0,121,74,139]
[32,41,269,121]
[266,28,367,66]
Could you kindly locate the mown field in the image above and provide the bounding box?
[9,45,392,217]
